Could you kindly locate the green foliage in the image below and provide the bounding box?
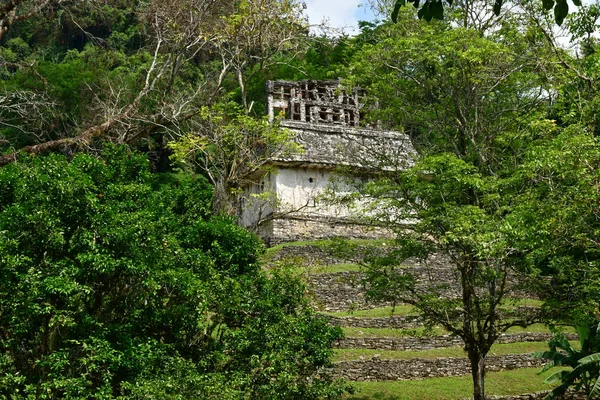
[0,146,347,399]
[536,322,600,399]
[342,11,562,400]
[349,13,548,165]
[168,103,301,214]
[506,129,600,325]
[391,0,576,25]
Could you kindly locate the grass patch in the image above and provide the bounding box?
[506,324,575,334]
[266,263,364,277]
[325,298,544,319]
[342,324,575,339]
[262,238,388,261]
[325,305,417,318]
[500,298,543,308]
[342,326,446,338]
[333,341,570,362]
[295,263,364,274]
[345,367,561,399]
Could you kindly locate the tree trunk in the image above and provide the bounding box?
[469,351,486,400]
[237,69,248,115]
[213,181,235,216]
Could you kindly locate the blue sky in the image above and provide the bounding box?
[303,1,377,34]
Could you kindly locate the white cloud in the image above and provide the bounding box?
[303,0,373,35]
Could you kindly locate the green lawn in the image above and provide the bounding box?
[342,324,575,338]
[342,326,446,338]
[333,341,569,362]
[262,238,389,261]
[345,367,560,400]
[325,305,417,318]
[325,298,544,319]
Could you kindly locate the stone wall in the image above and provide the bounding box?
[482,391,586,400]
[308,268,538,311]
[334,354,545,381]
[325,312,542,329]
[307,269,461,311]
[270,216,392,246]
[335,332,578,351]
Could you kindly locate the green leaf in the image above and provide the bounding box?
[578,352,600,365]
[572,0,581,6]
[535,351,568,365]
[542,0,554,11]
[544,370,566,384]
[590,375,600,397]
[391,0,404,23]
[431,0,444,20]
[554,0,568,25]
[493,0,503,15]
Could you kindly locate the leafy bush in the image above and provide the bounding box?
[0,146,346,399]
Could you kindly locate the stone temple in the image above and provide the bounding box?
[240,79,416,246]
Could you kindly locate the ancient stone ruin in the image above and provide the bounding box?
[240,79,416,245]
[266,79,364,127]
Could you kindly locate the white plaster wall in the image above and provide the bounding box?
[274,167,356,218]
[239,166,407,244]
[239,173,275,230]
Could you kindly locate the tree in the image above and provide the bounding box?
[0,0,308,165]
[390,0,577,25]
[167,103,300,215]
[0,0,65,41]
[210,0,308,114]
[337,10,555,400]
[0,146,347,398]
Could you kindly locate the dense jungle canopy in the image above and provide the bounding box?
[2,0,600,399]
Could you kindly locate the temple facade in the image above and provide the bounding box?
[240,80,416,245]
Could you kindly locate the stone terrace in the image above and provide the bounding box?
[264,242,575,399]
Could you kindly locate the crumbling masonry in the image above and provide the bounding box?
[240,80,416,245]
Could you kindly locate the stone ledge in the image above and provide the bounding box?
[326,314,423,329]
[334,354,545,381]
[335,332,578,351]
[270,218,392,246]
[272,120,416,170]
[479,391,586,400]
[325,309,541,328]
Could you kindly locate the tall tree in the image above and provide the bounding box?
[0,0,308,165]
[340,8,556,400]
